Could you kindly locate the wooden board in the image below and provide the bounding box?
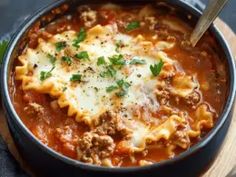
[0,19,235,177]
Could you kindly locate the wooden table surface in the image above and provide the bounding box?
[0,19,235,177]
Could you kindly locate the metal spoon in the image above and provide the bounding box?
[190,0,229,47]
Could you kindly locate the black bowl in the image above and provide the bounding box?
[1,0,236,177]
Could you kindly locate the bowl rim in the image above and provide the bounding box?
[1,0,236,173]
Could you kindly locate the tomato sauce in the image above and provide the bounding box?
[10,3,228,167]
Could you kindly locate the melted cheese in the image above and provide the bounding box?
[16,24,200,152]
[16,24,166,123]
[171,74,198,97]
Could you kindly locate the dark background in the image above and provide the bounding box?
[0,0,235,39]
[204,0,236,31]
[0,0,235,176]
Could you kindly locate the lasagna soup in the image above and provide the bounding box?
[10,3,228,167]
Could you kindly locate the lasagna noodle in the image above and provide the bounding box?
[15,24,176,125]
[15,24,207,153]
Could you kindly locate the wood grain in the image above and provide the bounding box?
[0,19,235,177]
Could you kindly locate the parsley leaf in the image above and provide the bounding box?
[70,73,82,82]
[62,56,72,65]
[106,79,131,97]
[116,79,131,89]
[40,66,55,81]
[97,56,106,66]
[106,85,118,92]
[47,54,56,65]
[41,54,57,81]
[150,60,164,76]
[55,41,67,52]
[109,54,126,67]
[100,65,116,78]
[106,65,117,77]
[115,79,131,97]
[126,21,140,31]
[73,28,86,48]
[62,87,67,92]
[0,40,9,64]
[129,58,146,65]
[40,71,52,81]
[75,51,89,60]
[115,40,123,52]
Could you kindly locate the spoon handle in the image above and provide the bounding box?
[190,0,229,46]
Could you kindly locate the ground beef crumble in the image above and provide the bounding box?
[78,5,97,27]
[77,132,115,165]
[24,102,44,116]
[94,111,130,137]
[185,91,201,108]
[77,111,131,165]
[144,16,158,30]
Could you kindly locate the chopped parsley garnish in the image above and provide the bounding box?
[94,87,99,92]
[62,56,72,65]
[106,85,119,92]
[116,79,131,89]
[70,73,82,82]
[41,53,57,81]
[0,40,9,64]
[75,51,89,60]
[100,65,116,78]
[129,58,146,65]
[40,66,55,81]
[62,87,67,92]
[150,60,164,76]
[106,79,131,97]
[47,54,56,65]
[55,41,67,52]
[109,54,126,67]
[97,56,106,66]
[73,28,86,48]
[126,21,140,31]
[115,40,123,52]
[98,55,127,77]
[40,71,52,81]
